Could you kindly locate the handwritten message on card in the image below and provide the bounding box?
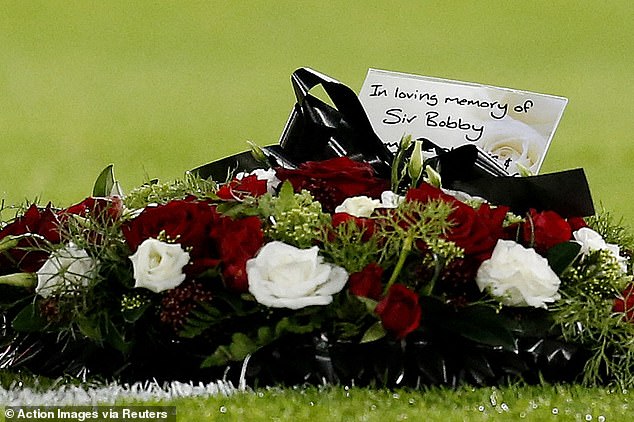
[359,69,568,174]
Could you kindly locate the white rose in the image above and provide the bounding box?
[476,239,561,308]
[246,241,348,309]
[478,120,547,175]
[36,243,98,298]
[334,196,381,217]
[573,227,628,273]
[129,238,190,293]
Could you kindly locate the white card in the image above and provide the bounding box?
[359,69,568,175]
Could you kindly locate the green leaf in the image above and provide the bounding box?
[77,317,102,341]
[547,241,582,275]
[275,180,296,211]
[354,296,379,313]
[201,345,232,367]
[445,306,516,352]
[360,321,386,343]
[274,316,320,336]
[215,201,260,218]
[178,302,224,338]
[92,164,116,197]
[104,318,130,353]
[257,326,274,344]
[122,300,152,323]
[201,332,258,367]
[12,302,48,332]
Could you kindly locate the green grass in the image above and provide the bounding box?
[122,385,630,421]
[2,373,631,421]
[0,1,633,222]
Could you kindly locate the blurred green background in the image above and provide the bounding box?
[1,1,632,221]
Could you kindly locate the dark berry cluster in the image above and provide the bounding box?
[159,281,213,331]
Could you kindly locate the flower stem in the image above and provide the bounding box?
[384,234,413,294]
[423,253,443,296]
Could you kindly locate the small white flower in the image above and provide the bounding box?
[246,241,348,309]
[441,188,486,204]
[36,243,98,298]
[335,196,381,217]
[379,190,404,209]
[476,239,561,308]
[237,168,281,194]
[129,238,190,293]
[573,227,628,273]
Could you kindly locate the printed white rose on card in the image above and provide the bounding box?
[359,69,567,175]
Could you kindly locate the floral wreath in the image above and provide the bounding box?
[1,67,633,388]
[1,139,633,389]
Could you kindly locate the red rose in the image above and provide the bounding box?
[0,203,61,272]
[122,198,221,276]
[209,215,264,292]
[406,183,509,261]
[62,196,123,222]
[613,284,634,322]
[59,197,125,245]
[405,182,453,203]
[348,263,384,300]
[523,209,572,254]
[453,202,510,260]
[375,284,421,339]
[275,157,389,212]
[216,174,268,200]
[331,212,376,241]
[567,216,587,232]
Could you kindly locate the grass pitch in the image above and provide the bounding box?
[0,1,632,222]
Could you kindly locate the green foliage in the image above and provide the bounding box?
[124,173,216,209]
[547,241,582,275]
[374,198,461,294]
[319,218,382,273]
[12,302,48,332]
[447,307,515,351]
[178,302,225,339]
[587,206,634,257]
[202,331,269,367]
[92,164,120,197]
[376,198,457,267]
[179,293,259,339]
[258,182,329,248]
[561,249,630,299]
[552,225,634,388]
[390,134,413,192]
[360,321,386,343]
[552,283,634,388]
[201,314,324,367]
[120,293,152,323]
[420,297,516,352]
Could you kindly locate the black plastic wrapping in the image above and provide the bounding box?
[193,67,393,180]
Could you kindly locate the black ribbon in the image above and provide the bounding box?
[427,144,595,217]
[191,146,290,183]
[278,67,393,177]
[192,67,393,180]
[192,67,595,218]
[449,167,595,217]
